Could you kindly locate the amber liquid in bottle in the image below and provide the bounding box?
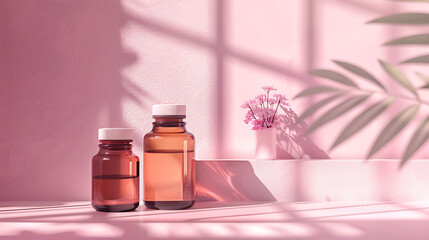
[144,116,196,210]
[92,140,139,212]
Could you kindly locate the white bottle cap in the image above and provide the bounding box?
[152,104,186,117]
[98,128,133,140]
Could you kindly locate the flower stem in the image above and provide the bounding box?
[269,100,279,124]
[248,104,257,120]
[267,90,270,109]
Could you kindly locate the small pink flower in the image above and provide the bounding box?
[273,93,290,106]
[241,101,250,109]
[262,86,277,92]
[251,119,265,130]
[268,97,277,105]
[243,111,254,124]
[242,86,290,130]
[255,94,267,104]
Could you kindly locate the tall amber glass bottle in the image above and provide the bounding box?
[92,128,139,212]
[144,104,196,210]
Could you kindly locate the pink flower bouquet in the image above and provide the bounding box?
[241,86,289,130]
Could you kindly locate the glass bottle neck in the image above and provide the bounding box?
[98,140,133,154]
[152,117,186,133]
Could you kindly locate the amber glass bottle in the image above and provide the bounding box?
[92,128,139,212]
[144,104,196,210]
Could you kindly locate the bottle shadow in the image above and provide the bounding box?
[196,160,276,203]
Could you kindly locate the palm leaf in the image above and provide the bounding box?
[402,54,429,64]
[401,116,429,167]
[416,72,429,88]
[416,72,429,83]
[331,98,395,150]
[334,60,386,91]
[298,93,345,122]
[294,86,341,99]
[306,95,371,134]
[309,69,359,88]
[379,60,418,97]
[367,105,420,158]
[385,34,429,45]
[368,13,429,25]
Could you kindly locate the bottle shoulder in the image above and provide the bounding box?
[144,131,194,139]
[92,152,139,160]
[187,131,195,138]
[144,130,195,152]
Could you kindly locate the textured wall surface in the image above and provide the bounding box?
[1,0,428,200]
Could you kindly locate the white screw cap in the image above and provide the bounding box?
[98,128,133,140]
[152,104,186,117]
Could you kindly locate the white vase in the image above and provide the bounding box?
[255,127,277,160]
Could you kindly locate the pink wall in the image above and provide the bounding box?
[1,0,428,200]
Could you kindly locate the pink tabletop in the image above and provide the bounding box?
[1,201,429,239]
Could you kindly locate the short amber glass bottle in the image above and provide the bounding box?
[144,104,196,210]
[92,128,139,212]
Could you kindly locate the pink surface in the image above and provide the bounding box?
[1,201,429,239]
[196,159,429,202]
[1,0,429,200]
